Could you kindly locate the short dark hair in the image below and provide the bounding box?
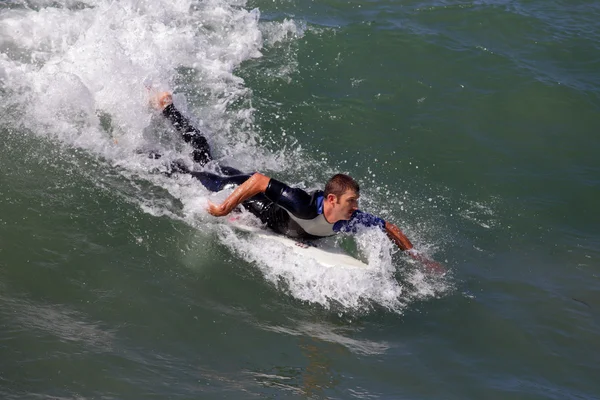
[324,174,359,198]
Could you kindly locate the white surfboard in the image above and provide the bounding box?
[227,217,368,268]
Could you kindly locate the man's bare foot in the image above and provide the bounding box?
[149,91,173,110]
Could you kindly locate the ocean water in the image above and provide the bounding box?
[1,0,599,398]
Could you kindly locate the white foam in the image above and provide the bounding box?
[215,220,445,313]
[261,18,304,46]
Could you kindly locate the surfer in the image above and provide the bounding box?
[152,92,443,273]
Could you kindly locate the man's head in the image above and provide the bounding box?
[323,174,360,223]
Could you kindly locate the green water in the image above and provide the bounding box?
[1,0,599,398]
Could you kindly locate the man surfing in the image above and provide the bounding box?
[151,92,444,273]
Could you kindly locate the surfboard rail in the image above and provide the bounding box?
[227,216,368,268]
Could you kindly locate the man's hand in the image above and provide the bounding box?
[384,221,445,274]
[205,172,270,218]
[207,200,227,217]
[407,250,446,275]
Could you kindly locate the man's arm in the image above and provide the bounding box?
[384,221,413,251]
[385,221,446,274]
[207,172,270,217]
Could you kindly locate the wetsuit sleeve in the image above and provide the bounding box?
[333,210,385,233]
[162,104,212,165]
[264,179,317,219]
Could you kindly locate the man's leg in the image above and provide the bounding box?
[153,92,212,166]
[162,104,212,166]
[189,169,253,192]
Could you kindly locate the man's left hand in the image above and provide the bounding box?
[408,251,446,275]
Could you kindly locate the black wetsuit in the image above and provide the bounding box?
[163,104,385,239]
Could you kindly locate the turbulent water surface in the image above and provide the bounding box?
[1,0,599,399]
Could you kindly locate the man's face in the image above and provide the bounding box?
[327,189,359,223]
